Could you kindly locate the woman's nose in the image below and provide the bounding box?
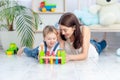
[62,31,65,35]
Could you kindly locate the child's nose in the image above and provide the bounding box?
[50,40,54,43]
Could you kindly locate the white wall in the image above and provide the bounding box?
[65,0,79,12]
[17,0,32,8]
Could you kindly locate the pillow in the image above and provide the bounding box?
[74,8,99,26]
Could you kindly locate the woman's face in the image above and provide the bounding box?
[44,32,57,48]
[60,25,75,39]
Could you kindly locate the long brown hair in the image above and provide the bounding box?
[58,12,83,49]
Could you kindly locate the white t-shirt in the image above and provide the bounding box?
[64,41,99,60]
[38,41,60,55]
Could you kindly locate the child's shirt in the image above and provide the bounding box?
[38,41,60,55]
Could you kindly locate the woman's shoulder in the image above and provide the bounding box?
[82,25,90,30]
[81,26,90,33]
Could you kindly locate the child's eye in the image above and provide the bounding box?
[48,38,51,40]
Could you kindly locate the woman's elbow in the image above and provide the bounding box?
[82,55,88,60]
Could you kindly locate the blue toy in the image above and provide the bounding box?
[73,8,99,26]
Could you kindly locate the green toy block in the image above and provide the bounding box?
[39,58,44,64]
[61,50,66,64]
[39,50,45,64]
[6,49,14,55]
[6,43,18,55]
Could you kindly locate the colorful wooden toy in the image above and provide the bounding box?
[39,44,45,64]
[39,49,66,64]
[41,7,46,12]
[39,0,56,12]
[51,8,56,12]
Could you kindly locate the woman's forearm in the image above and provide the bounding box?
[67,53,88,61]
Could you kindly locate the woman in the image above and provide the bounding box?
[58,12,107,61]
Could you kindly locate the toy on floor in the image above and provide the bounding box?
[39,45,66,64]
[5,43,18,55]
[116,48,120,56]
[39,0,56,12]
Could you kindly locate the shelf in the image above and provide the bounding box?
[89,24,120,32]
[35,24,120,33]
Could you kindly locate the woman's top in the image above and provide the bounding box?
[64,39,99,60]
[64,26,99,60]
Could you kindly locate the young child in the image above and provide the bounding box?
[17,25,60,60]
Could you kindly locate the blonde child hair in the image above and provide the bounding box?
[43,25,58,38]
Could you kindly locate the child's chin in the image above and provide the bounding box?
[50,45,54,47]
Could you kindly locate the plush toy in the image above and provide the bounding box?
[73,8,99,26]
[89,0,120,26]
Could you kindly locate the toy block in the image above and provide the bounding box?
[55,56,59,64]
[39,49,66,64]
[39,50,45,64]
[61,50,66,64]
[5,43,18,55]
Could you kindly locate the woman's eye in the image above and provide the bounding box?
[64,29,67,32]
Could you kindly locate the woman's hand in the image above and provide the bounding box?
[66,54,71,62]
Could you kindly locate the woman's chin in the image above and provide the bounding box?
[65,36,69,39]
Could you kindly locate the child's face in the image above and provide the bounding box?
[44,32,57,48]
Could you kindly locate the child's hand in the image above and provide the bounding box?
[39,43,44,51]
[17,47,25,56]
